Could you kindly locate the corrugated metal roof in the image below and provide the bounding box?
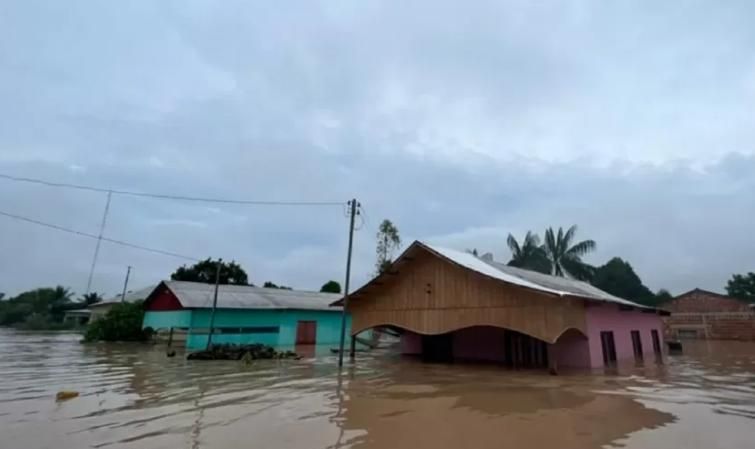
[91,284,158,308]
[422,242,652,309]
[165,281,342,311]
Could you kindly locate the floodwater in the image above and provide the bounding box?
[1,329,754,449]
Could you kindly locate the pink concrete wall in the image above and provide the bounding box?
[550,329,590,368]
[452,327,507,362]
[585,304,665,368]
[400,331,423,355]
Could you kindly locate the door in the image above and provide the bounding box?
[651,329,662,361]
[296,321,317,345]
[600,331,617,366]
[421,333,454,363]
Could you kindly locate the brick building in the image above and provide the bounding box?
[663,288,755,340]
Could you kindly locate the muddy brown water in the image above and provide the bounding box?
[1,329,754,449]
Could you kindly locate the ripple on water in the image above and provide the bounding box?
[1,329,755,449]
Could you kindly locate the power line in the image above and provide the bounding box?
[0,173,346,207]
[0,209,198,261]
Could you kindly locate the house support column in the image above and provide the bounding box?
[548,344,558,375]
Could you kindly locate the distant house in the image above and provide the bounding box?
[340,241,668,370]
[63,308,91,326]
[663,288,755,340]
[89,285,157,321]
[141,281,348,350]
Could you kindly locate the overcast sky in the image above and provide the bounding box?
[1,1,753,298]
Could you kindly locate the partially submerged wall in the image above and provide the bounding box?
[663,289,754,340]
[586,304,664,368]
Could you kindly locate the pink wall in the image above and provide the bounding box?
[550,329,590,368]
[400,331,423,355]
[585,304,665,368]
[452,327,507,362]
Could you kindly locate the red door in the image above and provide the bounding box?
[296,321,317,344]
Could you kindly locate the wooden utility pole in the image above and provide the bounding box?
[120,266,132,303]
[206,259,222,349]
[338,199,358,367]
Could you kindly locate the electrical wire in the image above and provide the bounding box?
[0,210,199,261]
[0,173,347,207]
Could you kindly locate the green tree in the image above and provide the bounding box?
[592,257,655,304]
[84,301,153,342]
[543,225,596,280]
[171,258,250,285]
[81,292,103,306]
[320,280,342,294]
[506,231,552,274]
[263,281,292,290]
[0,286,75,328]
[726,272,755,302]
[376,219,401,274]
[655,288,673,304]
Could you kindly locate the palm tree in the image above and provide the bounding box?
[82,292,103,306]
[543,225,596,280]
[506,231,552,274]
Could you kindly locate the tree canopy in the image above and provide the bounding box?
[263,281,292,290]
[376,219,401,275]
[320,280,342,294]
[506,231,551,274]
[81,292,103,306]
[171,258,249,285]
[655,289,673,304]
[726,272,755,302]
[0,286,76,329]
[591,257,655,305]
[543,225,596,281]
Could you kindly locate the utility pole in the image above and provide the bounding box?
[120,265,132,303]
[338,199,358,367]
[206,258,222,349]
[86,190,112,294]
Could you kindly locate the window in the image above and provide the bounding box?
[196,326,280,334]
[630,330,643,362]
[651,329,662,360]
[600,331,617,366]
[677,329,699,339]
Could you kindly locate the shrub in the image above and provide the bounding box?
[83,301,153,342]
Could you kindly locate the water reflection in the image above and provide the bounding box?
[0,329,753,449]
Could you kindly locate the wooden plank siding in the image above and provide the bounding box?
[348,249,587,343]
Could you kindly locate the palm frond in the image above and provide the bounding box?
[506,233,521,257]
[544,227,556,258]
[566,239,596,257]
[562,225,577,249]
[523,231,541,249]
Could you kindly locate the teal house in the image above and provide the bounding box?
[142,281,349,350]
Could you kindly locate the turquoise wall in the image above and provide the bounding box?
[188,309,282,348]
[143,310,192,329]
[143,308,352,350]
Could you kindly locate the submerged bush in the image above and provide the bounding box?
[83,301,153,342]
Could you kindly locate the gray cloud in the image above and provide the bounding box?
[1,1,753,297]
